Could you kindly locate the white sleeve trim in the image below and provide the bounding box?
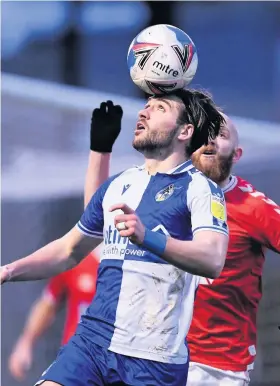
[193,226,228,236]
[76,222,103,238]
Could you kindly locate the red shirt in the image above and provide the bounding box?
[188,176,280,371]
[44,253,99,344]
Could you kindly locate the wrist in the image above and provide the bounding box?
[142,229,167,256]
[2,265,13,283]
[90,142,113,153]
[89,149,111,155]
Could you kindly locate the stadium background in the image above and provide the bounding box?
[1,1,280,385]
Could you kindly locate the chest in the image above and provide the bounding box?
[103,172,191,240]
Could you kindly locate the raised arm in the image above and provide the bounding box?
[84,101,122,207]
[85,152,111,208]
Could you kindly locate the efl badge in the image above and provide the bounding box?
[155,184,175,202]
[211,194,226,221]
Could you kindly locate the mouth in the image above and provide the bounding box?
[202,149,216,156]
[135,122,146,134]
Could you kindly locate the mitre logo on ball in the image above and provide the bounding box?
[127,24,198,94]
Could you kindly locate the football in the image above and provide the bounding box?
[127,24,198,95]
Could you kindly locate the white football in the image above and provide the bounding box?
[127,24,198,95]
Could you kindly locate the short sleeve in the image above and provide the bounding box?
[77,173,122,238]
[187,174,228,237]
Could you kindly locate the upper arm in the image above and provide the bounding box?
[64,179,114,263]
[193,229,229,260]
[79,175,118,238]
[187,173,229,237]
[78,186,105,239]
[62,226,103,266]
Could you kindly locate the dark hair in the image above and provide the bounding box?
[173,88,225,156]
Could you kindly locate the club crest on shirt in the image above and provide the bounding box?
[155,184,176,202]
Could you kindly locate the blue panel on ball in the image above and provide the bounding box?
[127,41,136,69]
[166,25,193,44]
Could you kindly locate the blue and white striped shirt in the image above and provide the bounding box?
[76,160,228,364]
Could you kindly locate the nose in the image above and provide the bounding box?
[138,107,150,120]
[208,137,216,145]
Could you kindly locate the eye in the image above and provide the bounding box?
[144,104,150,109]
[158,104,165,112]
[219,131,227,138]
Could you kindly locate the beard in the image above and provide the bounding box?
[132,125,179,155]
[192,149,235,184]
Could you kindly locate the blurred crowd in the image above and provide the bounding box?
[2,1,280,122]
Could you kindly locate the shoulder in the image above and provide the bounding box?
[107,166,140,184]
[95,167,141,204]
[104,170,125,186]
[231,176,274,215]
[96,168,130,195]
[234,176,257,194]
[103,166,144,192]
[234,176,265,205]
[187,169,223,197]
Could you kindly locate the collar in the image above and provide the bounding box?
[135,159,193,175]
[222,175,238,193]
[167,159,193,174]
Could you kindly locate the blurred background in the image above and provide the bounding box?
[1,1,280,386]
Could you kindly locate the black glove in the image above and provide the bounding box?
[90,100,123,153]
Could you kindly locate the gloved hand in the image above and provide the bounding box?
[90,100,123,153]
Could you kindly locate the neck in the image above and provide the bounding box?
[218,174,232,188]
[144,151,188,175]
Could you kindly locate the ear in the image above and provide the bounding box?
[177,124,194,142]
[232,147,243,164]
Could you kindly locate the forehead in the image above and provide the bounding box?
[147,95,184,110]
[220,113,239,144]
[221,114,236,133]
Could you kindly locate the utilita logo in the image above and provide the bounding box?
[103,224,170,259]
[152,61,179,77]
